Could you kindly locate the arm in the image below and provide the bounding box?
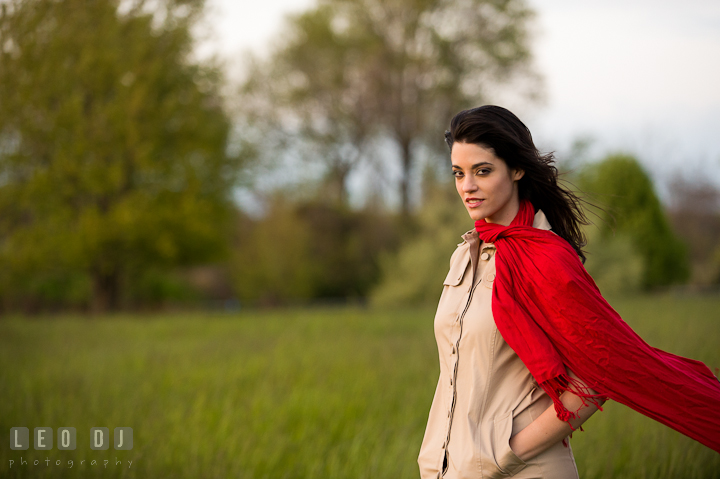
[509,370,605,461]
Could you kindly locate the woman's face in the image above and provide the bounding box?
[451,142,524,225]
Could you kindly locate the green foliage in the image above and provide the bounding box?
[127,268,202,305]
[579,154,690,289]
[1,295,718,477]
[667,175,720,285]
[232,197,399,305]
[0,0,241,311]
[231,199,319,304]
[371,174,471,307]
[582,226,644,295]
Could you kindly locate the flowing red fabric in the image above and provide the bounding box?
[475,198,720,452]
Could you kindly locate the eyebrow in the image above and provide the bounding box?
[451,162,493,169]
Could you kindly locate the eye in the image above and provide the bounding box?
[476,168,491,176]
[452,170,463,178]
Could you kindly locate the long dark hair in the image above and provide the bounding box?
[445,105,589,262]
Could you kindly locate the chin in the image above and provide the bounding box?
[466,208,487,222]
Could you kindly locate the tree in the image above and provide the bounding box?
[581,225,644,295]
[0,0,241,312]
[232,194,399,305]
[667,173,720,285]
[239,3,381,208]
[240,0,539,213]
[579,154,690,289]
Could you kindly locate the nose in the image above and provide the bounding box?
[461,176,478,193]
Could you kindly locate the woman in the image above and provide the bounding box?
[417,106,720,479]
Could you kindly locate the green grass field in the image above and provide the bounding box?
[1,294,719,478]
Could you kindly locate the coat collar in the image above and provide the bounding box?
[458,209,553,247]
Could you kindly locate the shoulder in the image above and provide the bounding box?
[449,237,471,268]
[532,208,584,261]
[532,209,552,231]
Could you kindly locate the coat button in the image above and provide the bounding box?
[481,252,490,260]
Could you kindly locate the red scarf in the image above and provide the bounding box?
[475,198,720,452]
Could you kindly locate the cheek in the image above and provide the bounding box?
[487,175,513,197]
[455,180,463,198]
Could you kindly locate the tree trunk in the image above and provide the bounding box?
[326,160,351,207]
[91,268,120,314]
[399,138,412,216]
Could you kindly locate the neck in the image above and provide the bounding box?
[484,196,521,226]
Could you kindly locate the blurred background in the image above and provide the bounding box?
[1,0,719,477]
[1,0,719,312]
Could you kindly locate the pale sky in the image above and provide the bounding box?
[524,0,720,184]
[200,0,720,199]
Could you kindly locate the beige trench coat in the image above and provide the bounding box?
[418,210,579,479]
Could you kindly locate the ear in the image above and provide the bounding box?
[513,168,525,181]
